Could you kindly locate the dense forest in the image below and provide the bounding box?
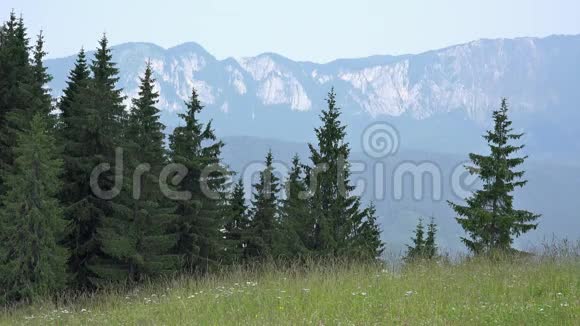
[0,12,540,305]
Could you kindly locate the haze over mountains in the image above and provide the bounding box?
[46,34,580,160]
[44,35,580,251]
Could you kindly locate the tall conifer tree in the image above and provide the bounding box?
[62,35,128,288]
[307,88,383,258]
[169,87,228,272]
[96,63,179,282]
[223,179,251,263]
[0,114,67,303]
[0,12,34,195]
[247,151,280,259]
[448,99,540,254]
[276,155,313,258]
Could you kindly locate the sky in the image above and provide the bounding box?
[2,0,580,62]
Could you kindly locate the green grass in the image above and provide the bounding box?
[1,258,578,325]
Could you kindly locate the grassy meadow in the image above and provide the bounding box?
[1,254,578,325]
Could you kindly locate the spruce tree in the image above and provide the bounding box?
[247,151,280,259]
[0,113,67,303]
[169,86,228,272]
[58,48,90,133]
[95,62,179,282]
[223,179,251,263]
[0,12,34,196]
[404,218,425,262]
[58,47,91,206]
[29,31,53,120]
[307,88,383,257]
[57,48,93,287]
[424,217,438,259]
[276,154,313,258]
[448,99,541,255]
[349,203,384,259]
[62,35,128,288]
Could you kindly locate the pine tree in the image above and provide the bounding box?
[169,86,228,272]
[424,217,438,259]
[58,47,91,205]
[0,12,34,196]
[404,218,425,262]
[349,203,384,259]
[247,151,280,259]
[62,35,128,288]
[57,48,94,287]
[276,154,313,258]
[223,179,251,263]
[0,113,67,303]
[58,48,90,133]
[95,62,179,282]
[29,31,53,120]
[448,99,541,255]
[307,88,383,257]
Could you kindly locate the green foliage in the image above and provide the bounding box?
[448,99,541,255]
[57,47,90,134]
[60,35,128,288]
[2,13,556,309]
[405,217,438,261]
[95,62,179,283]
[307,88,383,258]
[425,217,438,259]
[169,86,228,272]
[275,155,314,258]
[247,151,281,259]
[222,179,251,263]
[30,31,53,120]
[350,203,384,259]
[0,114,67,303]
[0,12,37,196]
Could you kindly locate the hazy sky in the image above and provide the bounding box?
[2,0,580,62]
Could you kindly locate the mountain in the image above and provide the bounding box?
[44,37,580,251]
[45,35,580,161]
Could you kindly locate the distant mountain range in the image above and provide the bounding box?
[44,36,580,251]
[45,35,580,160]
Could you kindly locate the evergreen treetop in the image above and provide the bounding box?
[58,48,90,126]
